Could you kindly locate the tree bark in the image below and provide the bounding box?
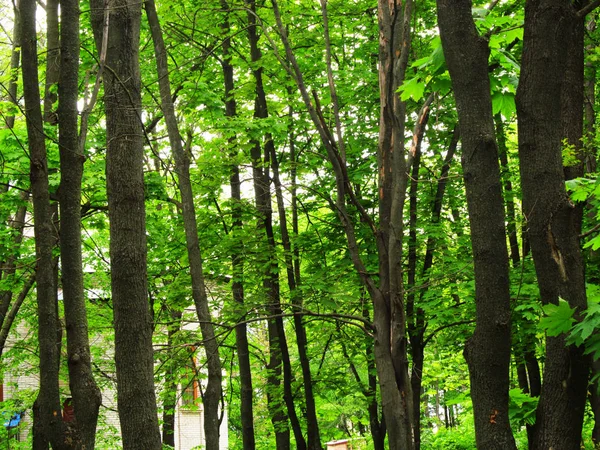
[516,2,589,449]
[145,2,223,448]
[22,0,66,446]
[90,0,162,447]
[58,0,102,446]
[436,1,516,448]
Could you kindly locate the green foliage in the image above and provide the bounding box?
[508,388,538,427]
[539,298,576,337]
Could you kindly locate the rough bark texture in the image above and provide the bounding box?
[90,0,162,448]
[145,1,223,448]
[58,0,102,446]
[436,1,516,448]
[21,0,65,446]
[516,2,589,449]
[375,1,415,448]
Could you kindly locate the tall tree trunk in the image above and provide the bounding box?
[90,0,162,447]
[145,2,223,448]
[495,115,521,267]
[436,1,516,448]
[375,1,415,447]
[270,0,415,446]
[58,0,102,446]
[406,96,432,450]
[21,0,65,447]
[263,6,321,445]
[270,144,322,450]
[516,3,589,449]
[251,128,299,450]
[247,3,302,449]
[217,4,256,448]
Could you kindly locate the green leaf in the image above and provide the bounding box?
[539,299,576,336]
[398,77,425,102]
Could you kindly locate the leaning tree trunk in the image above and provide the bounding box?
[516,2,589,449]
[89,0,162,448]
[21,0,65,447]
[145,2,223,448]
[58,0,102,446]
[436,1,517,448]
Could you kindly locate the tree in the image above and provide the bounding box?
[21,0,64,446]
[436,1,516,448]
[516,2,591,448]
[57,0,102,446]
[146,1,224,447]
[89,0,162,447]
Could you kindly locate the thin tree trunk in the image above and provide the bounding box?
[90,0,162,447]
[0,193,29,336]
[22,0,65,446]
[162,309,182,447]
[58,0,102,446]
[436,1,516,448]
[0,272,35,356]
[495,115,521,267]
[145,2,222,448]
[217,4,256,448]
[406,95,432,450]
[3,0,20,130]
[270,144,322,450]
[516,3,589,449]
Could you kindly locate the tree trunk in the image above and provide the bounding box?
[90,0,162,447]
[3,0,20,130]
[516,3,589,449]
[58,0,102,446]
[162,309,182,448]
[271,144,322,450]
[406,97,432,450]
[0,193,29,341]
[269,0,415,446]
[374,1,415,447]
[43,0,59,124]
[21,0,66,446]
[217,4,256,448]
[436,1,516,448]
[145,2,223,448]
